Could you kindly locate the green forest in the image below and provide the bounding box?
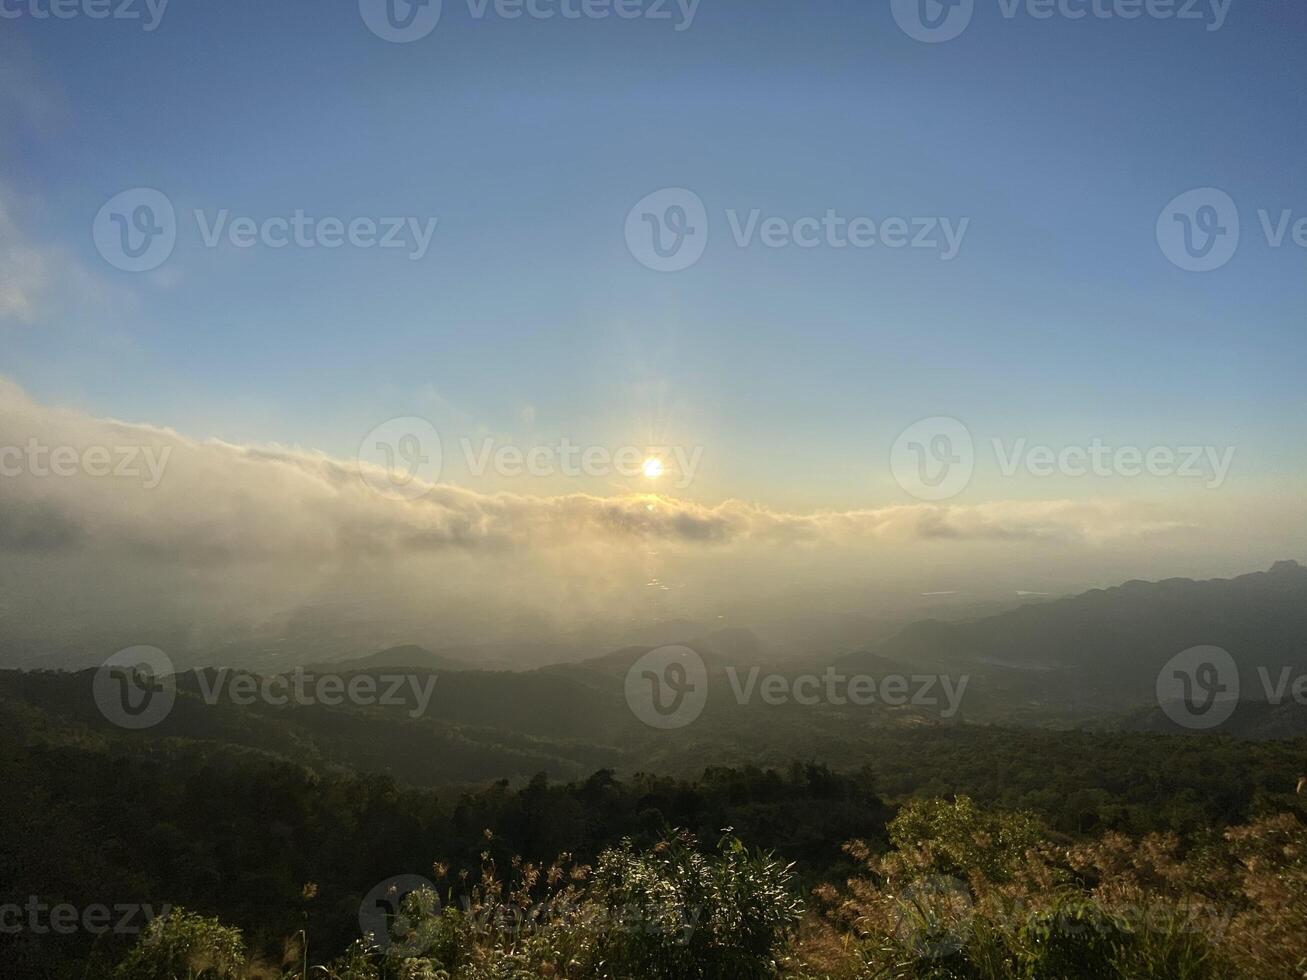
[3,670,1305,979]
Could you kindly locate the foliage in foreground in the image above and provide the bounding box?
[112,831,801,980]
[793,797,1307,980]
[110,802,1307,980]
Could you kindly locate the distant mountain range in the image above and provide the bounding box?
[3,561,1305,788]
[304,644,474,674]
[840,560,1307,726]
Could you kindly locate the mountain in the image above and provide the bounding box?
[8,561,1307,785]
[554,638,735,677]
[305,644,473,673]
[840,560,1307,722]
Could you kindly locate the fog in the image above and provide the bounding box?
[1,378,1297,670]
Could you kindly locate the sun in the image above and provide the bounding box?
[642,457,664,479]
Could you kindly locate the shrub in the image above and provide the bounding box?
[113,908,247,980]
[591,831,802,980]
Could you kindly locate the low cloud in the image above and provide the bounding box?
[4,380,1276,669]
[0,379,1186,565]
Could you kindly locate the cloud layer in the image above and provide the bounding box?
[0,379,1189,564]
[8,378,1298,671]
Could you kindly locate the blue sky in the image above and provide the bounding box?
[2,0,1304,511]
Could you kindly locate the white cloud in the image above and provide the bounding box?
[7,379,1294,668]
[0,378,1189,563]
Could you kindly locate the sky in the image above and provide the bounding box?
[0,0,1304,664]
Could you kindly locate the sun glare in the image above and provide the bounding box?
[642,457,664,479]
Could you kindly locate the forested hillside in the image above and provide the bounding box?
[4,682,1306,978]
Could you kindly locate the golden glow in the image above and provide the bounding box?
[642,457,664,479]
